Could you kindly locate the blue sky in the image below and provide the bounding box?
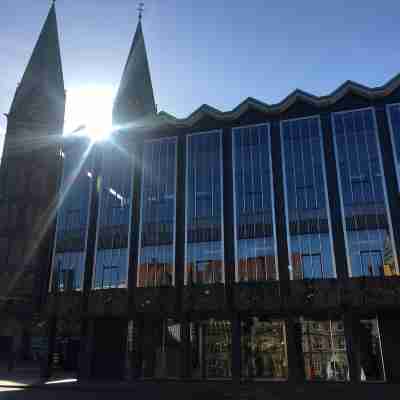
[1,0,400,137]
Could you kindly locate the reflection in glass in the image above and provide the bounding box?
[332,109,398,277]
[190,320,231,379]
[51,142,93,291]
[281,117,335,279]
[232,125,278,282]
[142,320,181,378]
[360,318,385,381]
[387,103,400,189]
[185,131,224,285]
[300,318,349,381]
[138,138,177,287]
[241,318,288,379]
[93,146,132,289]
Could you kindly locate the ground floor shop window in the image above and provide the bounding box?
[360,318,385,381]
[241,318,288,380]
[142,319,182,378]
[300,318,349,381]
[190,320,232,379]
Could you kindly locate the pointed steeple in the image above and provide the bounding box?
[113,18,156,125]
[8,2,65,122]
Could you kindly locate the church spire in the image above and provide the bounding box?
[8,2,65,120]
[113,10,156,125]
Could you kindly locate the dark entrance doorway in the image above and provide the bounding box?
[91,318,127,379]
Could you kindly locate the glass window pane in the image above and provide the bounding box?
[232,124,278,282]
[332,109,398,277]
[241,318,288,380]
[300,318,349,381]
[50,142,93,291]
[93,145,132,289]
[185,131,224,285]
[190,320,231,379]
[138,137,177,287]
[141,319,182,378]
[281,117,335,279]
[360,318,385,381]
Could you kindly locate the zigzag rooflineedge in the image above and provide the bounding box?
[156,73,400,128]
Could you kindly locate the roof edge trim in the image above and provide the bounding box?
[156,73,400,127]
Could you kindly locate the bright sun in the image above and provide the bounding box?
[64,85,115,141]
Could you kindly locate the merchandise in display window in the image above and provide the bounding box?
[241,318,288,380]
[300,318,349,381]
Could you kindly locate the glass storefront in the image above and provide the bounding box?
[360,318,385,381]
[241,318,288,380]
[190,320,232,379]
[300,318,349,381]
[141,319,182,378]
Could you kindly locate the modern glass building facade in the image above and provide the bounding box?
[46,101,400,384]
[6,5,400,397]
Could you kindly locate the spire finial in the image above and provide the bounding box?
[138,2,144,21]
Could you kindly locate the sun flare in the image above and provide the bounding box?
[64,85,115,141]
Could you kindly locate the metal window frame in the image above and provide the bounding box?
[280,115,337,280]
[231,123,278,282]
[49,145,94,293]
[92,145,133,290]
[385,103,400,190]
[184,130,225,285]
[137,136,178,287]
[359,249,384,277]
[331,107,399,277]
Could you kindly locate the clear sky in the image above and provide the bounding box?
[1,0,400,138]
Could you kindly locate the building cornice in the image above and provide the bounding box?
[155,73,400,128]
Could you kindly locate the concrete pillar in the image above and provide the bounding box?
[286,316,305,382]
[41,317,57,379]
[78,319,94,380]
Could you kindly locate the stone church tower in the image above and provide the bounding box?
[0,3,65,357]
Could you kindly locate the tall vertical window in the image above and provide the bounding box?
[281,117,335,279]
[50,143,93,291]
[332,109,398,277]
[93,146,132,289]
[387,103,400,189]
[232,124,277,282]
[185,131,224,285]
[137,137,177,287]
